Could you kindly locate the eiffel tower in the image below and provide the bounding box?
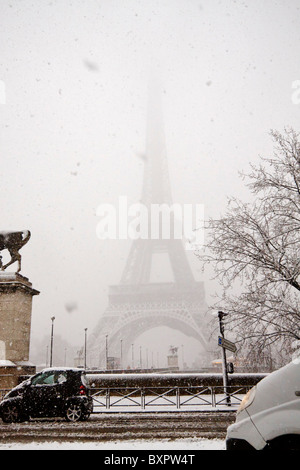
[89,82,209,368]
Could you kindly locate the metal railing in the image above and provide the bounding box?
[91,385,251,412]
[1,384,251,413]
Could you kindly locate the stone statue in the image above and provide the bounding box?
[0,230,31,273]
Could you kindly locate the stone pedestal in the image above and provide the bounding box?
[0,273,39,388]
[167,354,179,368]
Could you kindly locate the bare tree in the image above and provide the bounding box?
[197,128,300,367]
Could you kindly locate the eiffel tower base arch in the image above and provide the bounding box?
[88,282,210,369]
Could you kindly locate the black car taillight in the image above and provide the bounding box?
[79,385,86,395]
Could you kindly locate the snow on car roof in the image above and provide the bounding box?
[41,367,85,372]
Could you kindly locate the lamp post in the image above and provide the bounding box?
[139,346,142,369]
[146,348,148,369]
[50,316,55,367]
[105,334,108,370]
[218,311,230,405]
[131,343,134,369]
[120,339,123,370]
[84,328,88,370]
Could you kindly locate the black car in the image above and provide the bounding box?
[0,368,93,423]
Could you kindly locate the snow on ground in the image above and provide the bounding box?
[0,438,225,450]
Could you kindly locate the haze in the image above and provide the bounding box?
[1,0,300,368]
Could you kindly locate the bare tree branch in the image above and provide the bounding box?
[197,129,300,366]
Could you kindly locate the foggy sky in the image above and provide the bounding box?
[1,0,300,367]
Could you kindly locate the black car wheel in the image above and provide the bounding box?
[1,403,21,423]
[65,402,83,422]
[81,411,91,421]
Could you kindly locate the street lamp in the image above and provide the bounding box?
[120,339,123,370]
[50,316,55,367]
[105,334,108,370]
[131,343,134,369]
[84,328,88,370]
[146,348,148,369]
[139,346,142,369]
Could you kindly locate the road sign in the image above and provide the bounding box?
[218,336,237,353]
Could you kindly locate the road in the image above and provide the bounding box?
[0,411,235,444]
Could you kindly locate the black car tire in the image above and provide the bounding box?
[81,411,91,421]
[1,403,23,423]
[65,401,83,422]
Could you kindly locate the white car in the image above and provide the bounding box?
[226,360,300,450]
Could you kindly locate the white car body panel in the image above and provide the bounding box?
[226,360,300,449]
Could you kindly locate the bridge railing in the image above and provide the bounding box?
[0,385,252,412]
[90,385,251,412]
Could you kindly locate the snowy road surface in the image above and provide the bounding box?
[0,411,233,450]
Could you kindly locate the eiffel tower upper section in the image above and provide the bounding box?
[120,80,196,287]
[89,80,208,362]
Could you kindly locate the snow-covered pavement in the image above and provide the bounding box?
[0,437,225,450]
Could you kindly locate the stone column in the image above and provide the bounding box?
[0,272,39,364]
